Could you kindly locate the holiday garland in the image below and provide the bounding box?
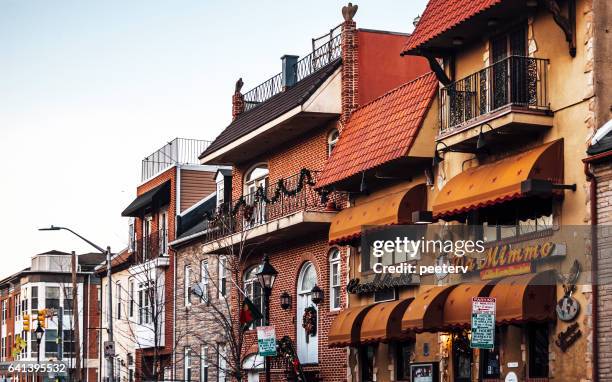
[202,168,330,221]
[277,336,302,375]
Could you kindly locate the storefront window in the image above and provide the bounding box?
[528,323,549,378]
[452,331,472,382]
[466,197,555,243]
[396,341,415,380]
[360,345,375,382]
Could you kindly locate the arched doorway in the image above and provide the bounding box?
[296,262,318,364]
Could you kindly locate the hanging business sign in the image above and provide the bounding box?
[471,297,496,349]
[256,326,277,357]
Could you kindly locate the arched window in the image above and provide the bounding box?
[297,262,318,363]
[327,129,339,157]
[329,248,341,310]
[243,265,263,329]
[244,164,269,195]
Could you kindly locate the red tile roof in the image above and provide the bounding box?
[403,0,503,53]
[317,72,438,188]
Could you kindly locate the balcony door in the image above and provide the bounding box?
[142,215,152,260]
[159,209,168,256]
[296,262,318,364]
[491,25,527,109]
[244,164,269,227]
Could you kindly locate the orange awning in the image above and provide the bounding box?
[489,271,557,324]
[443,282,495,329]
[402,285,457,333]
[329,184,427,244]
[433,139,563,218]
[361,299,414,344]
[328,305,375,348]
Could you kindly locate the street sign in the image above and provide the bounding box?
[471,297,496,349]
[256,326,277,357]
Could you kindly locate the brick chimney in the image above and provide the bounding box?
[232,77,245,120]
[340,2,359,125]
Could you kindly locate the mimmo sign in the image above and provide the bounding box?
[450,242,566,279]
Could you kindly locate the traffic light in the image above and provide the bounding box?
[37,309,46,329]
[23,314,30,331]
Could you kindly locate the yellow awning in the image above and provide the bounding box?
[489,270,556,324]
[328,305,375,348]
[401,285,457,333]
[360,299,414,344]
[329,184,427,244]
[442,282,495,329]
[433,139,563,218]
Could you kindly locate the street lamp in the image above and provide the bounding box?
[256,255,278,382]
[39,225,114,382]
[35,322,45,363]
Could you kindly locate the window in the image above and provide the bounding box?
[243,266,263,329]
[45,329,58,358]
[329,248,341,310]
[64,286,74,316]
[244,164,269,226]
[138,282,154,325]
[143,216,153,260]
[14,295,20,318]
[396,341,416,380]
[184,348,192,382]
[200,261,209,303]
[327,129,339,157]
[116,283,122,319]
[129,280,135,318]
[362,242,418,272]
[200,346,208,382]
[218,257,227,298]
[31,287,39,311]
[216,173,225,209]
[466,197,555,243]
[46,287,60,310]
[63,330,75,358]
[217,344,227,382]
[128,218,136,253]
[1,337,5,360]
[2,301,6,321]
[185,265,193,307]
[160,210,169,255]
[360,345,375,382]
[528,323,549,378]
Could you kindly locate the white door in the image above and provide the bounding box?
[297,262,318,364]
[142,215,152,260]
[247,371,259,382]
[159,210,168,255]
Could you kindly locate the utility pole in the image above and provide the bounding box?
[72,251,82,382]
[106,246,114,382]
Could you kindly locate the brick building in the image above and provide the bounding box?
[187,4,429,382]
[0,250,104,382]
[106,138,219,382]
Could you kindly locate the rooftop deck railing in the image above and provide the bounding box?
[141,138,211,182]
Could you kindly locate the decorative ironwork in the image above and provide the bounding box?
[439,55,549,134]
[242,27,342,112]
[133,229,169,263]
[202,170,347,243]
[141,138,211,182]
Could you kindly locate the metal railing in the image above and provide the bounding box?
[141,138,211,182]
[439,56,549,135]
[133,229,169,263]
[242,28,342,112]
[203,171,347,243]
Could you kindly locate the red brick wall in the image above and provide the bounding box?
[134,166,177,369]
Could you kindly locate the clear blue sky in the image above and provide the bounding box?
[0,0,428,278]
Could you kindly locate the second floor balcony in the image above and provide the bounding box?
[438,56,553,152]
[201,171,347,251]
[131,229,169,266]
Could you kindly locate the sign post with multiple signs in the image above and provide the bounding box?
[256,326,277,357]
[471,297,496,349]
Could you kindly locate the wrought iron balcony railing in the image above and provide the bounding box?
[203,170,347,243]
[439,56,549,135]
[132,229,169,263]
[141,138,211,182]
[242,27,342,112]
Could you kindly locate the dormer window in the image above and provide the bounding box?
[215,172,225,208]
[328,129,339,157]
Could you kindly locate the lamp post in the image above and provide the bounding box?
[39,225,113,382]
[35,322,44,364]
[256,256,278,382]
